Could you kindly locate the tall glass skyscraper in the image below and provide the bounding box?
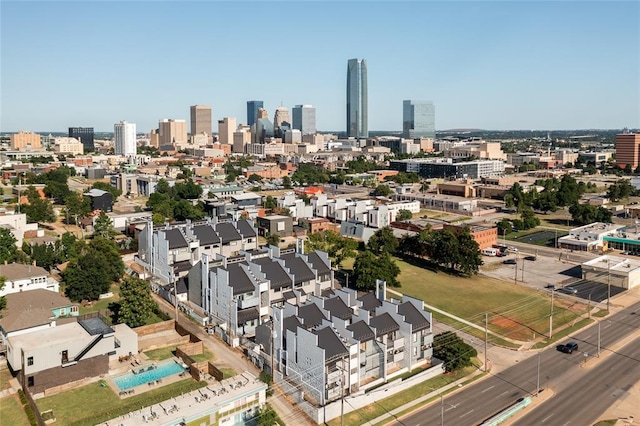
[346,59,368,139]
[292,105,317,135]
[402,100,435,139]
[247,100,264,127]
[68,127,95,152]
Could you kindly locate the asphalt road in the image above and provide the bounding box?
[392,301,640,426]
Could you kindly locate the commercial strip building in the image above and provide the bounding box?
[582,255,640,290]
[558,222,625,252]
[390,158,505,179]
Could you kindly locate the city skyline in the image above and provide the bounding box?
[1,1,638,133]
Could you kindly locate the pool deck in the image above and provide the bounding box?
[100,372,266,426]
[107,358,189,399]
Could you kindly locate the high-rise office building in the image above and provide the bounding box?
[615,131,640,170]
[159,119,188,147]
[273,106,291,129]
[68,127,95,152]
[346,58,368,139]
[190,105,212,136]
[292,105,317,135]
[402,100,435,139]
[217,117,237,145]
[247,100,264,127]
[114,121,137,156]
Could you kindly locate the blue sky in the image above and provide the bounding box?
[1,1,638,133]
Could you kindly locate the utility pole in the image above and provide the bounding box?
[521,254,525,282]
[484,313,488,373]
[536,352,540,397]
[588,294,591,319]
[549,289,554,338]
[514,254,518,285]
[440,392,444,426]
[607,260,611,313]
[597,321,601,358]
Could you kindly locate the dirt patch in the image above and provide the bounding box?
[491,316,519,330]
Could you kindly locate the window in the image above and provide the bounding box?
[27,357,34,366]
[27,376,34,387]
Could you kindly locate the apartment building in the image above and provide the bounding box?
[267,284,432,406]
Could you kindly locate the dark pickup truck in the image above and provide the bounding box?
[556,342,579,354]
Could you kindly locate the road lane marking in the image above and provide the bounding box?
[496,390,509,399]
[584,334,592,339]
[481,385,495,393]
[445,403,460,412]
[542,414,554,423]
[460,409,474,418]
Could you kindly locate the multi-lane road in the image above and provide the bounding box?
[392,300,640,425]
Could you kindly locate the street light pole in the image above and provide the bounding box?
[440,392,444,426]
[536,352,541,397]
[549,289,554,338]
[607,260,611,313]
[597,321,601,358]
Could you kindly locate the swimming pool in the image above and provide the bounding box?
[113,360,186,391]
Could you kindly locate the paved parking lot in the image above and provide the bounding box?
[559,279,627,302]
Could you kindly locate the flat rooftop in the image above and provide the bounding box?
[571,222,624,233]
[584,255,640,273]
[9,322,88,350]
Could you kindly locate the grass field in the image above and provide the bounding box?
[0,394,30,425]
[342,255,587,344]
[326,361,481,426]
[144,346,215,363]
[0,368,14,391]
[36,379,206,426]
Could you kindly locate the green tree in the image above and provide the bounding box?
[520,208,541,230]
[373,184,393,197]
[433,331,477,372]
[396,209,413,222]
[28,242,57,271]
[44,181,71,204]
[430,229,461,271]
[93,211,117,239]
[0,276,6,313]
[0,228,17,264]
[116,276,157,328]
[256,405,280,426]
[352,251,400,290]
[173,200,205,221]
[306,231,357,269]
[247,173,263,183]
[569,203,613,226]
[63,192,92,225]
[174,179,203,200]
[496,219,512,237]
[367,227,399,255]
[21,186,56,223]
[263,196,277,210]
[455,227,483,276]
[62,238,124,302]
[92,181,123,199]
[266,233,280,246]
[282,176,292,189]
[607,179,635,202]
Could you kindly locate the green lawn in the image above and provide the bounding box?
[78,283,121,316]
[327,362,481,426]
[389,257,587,342]
[144,346,215,363]
[36,379,206,426]
[0,395,30,425]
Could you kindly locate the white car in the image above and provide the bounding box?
[507,246,518,253]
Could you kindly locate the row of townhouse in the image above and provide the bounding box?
[137,217,259,284]
[187,246,333,338]
[310,194,420,226]
[264,284,433,406]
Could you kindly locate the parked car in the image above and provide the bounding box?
[564,286,578,294]
[503,259,517,265]
[544,284,555,290]
[557,342,579,354]
[507,246,518,253]
[524,255,537,261]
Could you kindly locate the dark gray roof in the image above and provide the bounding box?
[214,263,254,295]
[193,224,221,245]
[165,228,188,249]
[324,297,352,321]
[347,320,375,342]
[316,327,348,360]
[237,220,258,238]
[358,292,382,312]
[284,316,302,333]
[281,253,315,285]
[254,257,292,290]
[298,303,325,329]
[214,222,242,243]
[398,302,430,332]
[283,291,295,301]
[370,313,400,337]
[237,307,259,323]
[307,252,331,275]
[173,260,192,273]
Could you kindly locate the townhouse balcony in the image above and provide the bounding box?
[238,296,260,309]
[393,337,405,350]
[259,282,269,293]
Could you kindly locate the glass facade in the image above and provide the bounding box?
[402,100,435,139]
[68,127,95,152]
[247,101,264,127]
[292,105,317,135]
[346,59,368,139]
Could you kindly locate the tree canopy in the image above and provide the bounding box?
[569,203,613,226]
[367,227,399,255]
[0,228,17,264]
[352,251,400,291]
[20,186,56,223]
[62,238,124,302]
[305,230,357,269]
[396,209,413,222]
[433,331,477,372]
[94,211,117,239]
[115,276,157,328]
